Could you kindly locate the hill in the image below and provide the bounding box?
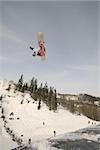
[0,79,100,150]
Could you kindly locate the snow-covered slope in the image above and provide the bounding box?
[0,80,99,150]
[46,124,100,150]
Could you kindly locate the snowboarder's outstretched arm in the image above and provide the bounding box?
[29,46,34,51]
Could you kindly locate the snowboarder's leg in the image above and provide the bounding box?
[37,51,41,56]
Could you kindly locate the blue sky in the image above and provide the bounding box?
[0,1,99,96]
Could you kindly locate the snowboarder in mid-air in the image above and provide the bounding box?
[29,32,46,59]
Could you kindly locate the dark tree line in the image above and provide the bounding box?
[78,103,100,121]
[15,75,57,111]
[58,98,100,121]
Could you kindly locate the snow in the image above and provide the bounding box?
[0,79,100,150]
[0,126,18,150]
[50,125,100,142]
[47,124,100,150]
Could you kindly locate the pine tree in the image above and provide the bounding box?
[38,83,43,100]
[25,83,28,91]
[34,79,38,101]
[21,82,28,93]
[29,77,35,93]
[30,77,38,101]
[53,89,57,111]
[44,82,48,103]
[48,87,53,110]
[38,99,41,110]
[16,75,23,91]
